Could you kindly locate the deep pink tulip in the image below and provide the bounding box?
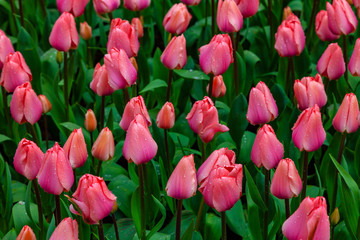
[333,93,360,133]
[163,3,192,35]
[63,128,88,169]
[80,21,92,40]
[92,127,115,161]
[37,142,74,195]
[131,18,143,38]
[16,226,36,240]
[104,48,137,90]
[317,43,345,80]
[85,109,97,132]
[186,96,229,143]
[181,0,201,5]
[293,74,327,111]
[199,34,233,76]
[349,38,360,76]
[0,52,31,93]
[234,0,259,18]
[0,30,14,70]
[120,95,151,131]
[156,102,175,129]
[292,104,326,152]
[69,174,117,224]
[166,154,197,199]
[57,0,89,17]
[90,63,114,96]
[275,14,305,57]
[124,0,150,11]
[206,75,226,98]
[93,0,120,14]
[161,35,187,69]
[327,0,357,36]
[315,10,340,41]
[49,217,78,240]
[14,138,44,180]
[217,0,243,33]
[246,81,278,125]
[49,12,79,52]
[282,197,330,240]
[10,82,42,125]
[270,158,302,199]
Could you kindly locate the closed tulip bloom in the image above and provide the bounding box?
[92,127,115,161]
[90,63,114,96]
[163,3,192,35]
[282,197,330,240]
[294,74,327,111]
[50,218,78,240]
[217,0,243,33]
[124,0,150,11]
[38,95,52,113]
[49,12,79,52]
[181,0,201,5]
[120,95,151,131]
[0,30,14,70]
[161,35,187,69]
[166,155,197,199]
[10,82,42,125]
[104,48,137,90]
[251,124,284,170]
[282,6,292,20]
[270,158,302,199]
[349,38,360,76]
[156,102,175,129]
[84,109,97,132]
[292,104,326,152]
[206,75,226,98]
[131,18,143,38]
[235,0,258,18]
[333,93,360,133]
[80,21,92,40]
[93,0,120,14]
[327,0,357,36]
[69,174,117,224]
[315,10,340,41]
[317,43,345,80]
[1,52,32,93]
[186,96,229,143]
[199,34,233,76]
[275,14,305,57]
[63,128,88,169]
[57,0,89,17]
[123,114,158,165]
[354,0,360,18]
[37,142,74,195]
[14,138,44,180]
[16,226,36,240]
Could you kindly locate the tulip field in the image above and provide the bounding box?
[2,0,360,239]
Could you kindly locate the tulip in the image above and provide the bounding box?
[326,0,357,36]
[282,196,330,240]
[129,57,138,71]
[282,6,292,20]
[16,225,36,240]
[317,43,345,80]
[80,21,92,40]
[38,95,52,113]
[354,0,360,18]
[90,63,114,96]
[330,208,340,226]
[92,127,115,161]
[333,93,360,133]
[120,95,151,131]
[131,18,143,38]
[163,3,192,35]
[107,18,139,58]
[234,0,259,18]
[37,142,74,195]
[293,74,327,111]
[161,35,187,70]
[181,0,201,5]
[315,10,340,41]
[14,138,44,180]
[349,38,360,76]
[199,34,233,76]
[63,128,88,168]
[49,12,79,52]
[57,0,89,17]
[156,102,175,129]
[274,14,305,57]
[10,82,42,125]
[217,0,243,33]
[93,0,120,14]
[123,114,158,165]
[292,104,326,152]
[186,96,229,143]
[69,174,117,224]
[0,29,14,70]
[84,109,97,132]
[166,154,197,199]
[49,217,78,240]
[206,75,226,98]
[0,52,32,93]
[104,48,137,90]
[124,0,150,11]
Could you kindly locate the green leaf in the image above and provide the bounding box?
[339,178,358,239]
[244,166,267,210]
[227,94,248,150]
[131,187,141,238]
[25,181,38,230]
[147,196,166,239]
[174,69,209,80]
[140,79,168,94]
[12,202,39,234]
[204,214,221,240]
[0,134,12,144]
[226,201,250,238]
[2,229,17,240]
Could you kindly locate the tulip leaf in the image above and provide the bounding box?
[25,181,38,230]
[225,201,250,238]
[131,188,142,239]
[174,69,209,81]
[0,134,12,144]
[147,196,166,239]
[339,178,358,240]
[244,166,267,210]
[2,229,16,240]
[12,202,39,234]
[140,79,168,94]
[204,213,221,240]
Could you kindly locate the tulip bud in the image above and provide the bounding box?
[217,0,243,33]
[120,95,151,131]
[315,10,340,41]
[161,35,187,70]
[317,43,345,80]
[330,208,340,226]
[292,105,326,152]
[234,0,259,18]
[131,18,144,38]
[282,6,292,20]
[80,21,92,40]
[333,93,360,133]
[124,0,150,11]
[93,0,120,14]
[38,95,52,114]
[129,57,138,71]
[63,128,88,169]
[327,0,357,36]
[111,201,118,213]
[84,109,97,132]
[349,38,360,76]
[156,102,175,129]
[56,51,63,64]
[354,0,360,17]
[181,0,201,6]
[57,0,89,17]
[49,217,78,240]
[92,127,115,161]
[0,29,15,70]
[16,226,36,240]
[206,75,226,98]
[163,3,192,35]
[90,63,115,96]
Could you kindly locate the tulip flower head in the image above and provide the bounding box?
[57,0,89,17]
[354,0,360,18]
[333,93,360,133]
[80,21,92,40]
[315,10,340,41]
[206,75,226,98]
[124,0,150,11]
[181,0,201,5]
[349,38,360,76]
[93,0,120,14]
[163,3,192,35]
[156,102,175,129]
[0,29,14,70]
[161,35,187,70]
[16,225,36,240]
[326,0,358,36]
[234,0,259,18]
[317,43,345,81]
[217,0,243,33]
[120,95,151,131]
[38,95,52,114]
[49,217,78,240]
[92,127,115,161]
[63,128,88,169]
[90,63,115,96]
[85,109,97,132]
[131,18,144,38]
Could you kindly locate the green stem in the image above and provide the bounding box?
[39,0,46,16]
[2,87,10,125]
[123,88,130,104]
[87,40,92,68]
[285,198,290,219]
[211,0,215,35]
[100,96,105,130]
[166,70,173,102]
[263,169,269,240]
[138,164,146,240]
[55,195,61,226]
[230,33,239,96]
[306,0,319,49]
[175,199,183,240]
[98,220,105,240]
[301,151,309,200]
[268,0,273,49]
[194,198,205,231]
[96,160,102,176]
[343,35,350,89]
[64,52,69,122]
[72,169,77,192]
[27,123,39,146]
[221,212,227,240]
[164,129,171,177]
[108,12,113,22]
[33,181,43,240]
[201,141,206,163]
[9,0,17,33]
[90,132,95,173]
[208,74,214,100]
[44,114,49,149]
[112,214,120,240]
[19,0,24,26]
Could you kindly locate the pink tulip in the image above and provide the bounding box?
[92,127,115,161]
[161,35,187,69]
[234,0,259,18]
[84,109,97,132]
[349,38,360,76]
[163,3,192,35]
[317,43,345,80]
[90,63,114,96]
[57,0,89,17]
[199,34,233,76]
[166,154,197,199]
[0,29,14,70]
[69,174,117,224]
[63,128,88,169]
[10,82,42,125]
[292,104,326,152]
[206,75,226,98]
[124,0,150,11]
[270,158,302,199]
[246,81,278,125]
[104,48,137,90]
[217,0,243,33]
[327,0,357,36]
[293,74,327,111]
[275,14,305,57]
[120,95,151,131]
[38,94,52,113]
[49,217,78,240]
[333,93,360,133]
[16,226,36,240]
[315,10,340,41]
[123,114,158,165]
[49,12,79,52]
[80,21,92,40]
[93,0,120,14]
[282,197,330,240]
[181,0,201,5]
[354,0,360,18]
[37,142,74,195]
[186,96,229,143]
[0,52,31,93]
[131,18,143,38]
[156,102,175,129]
